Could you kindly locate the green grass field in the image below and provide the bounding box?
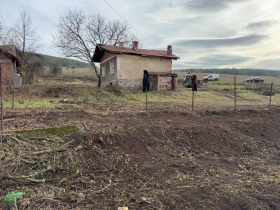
[3,71,279,110]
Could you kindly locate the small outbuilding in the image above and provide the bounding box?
[92,41,179,90]
[0,45,21,88]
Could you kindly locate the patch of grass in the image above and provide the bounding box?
[206,83,243,91]
[4,99,58,108]
[15,125,78,138]
[176,173,193,181]
[239,91,267,100]
[194,91,231,102]
[122,89,231,103]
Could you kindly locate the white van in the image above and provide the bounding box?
[203,74,219,81]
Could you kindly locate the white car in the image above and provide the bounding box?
[203,74,219,81]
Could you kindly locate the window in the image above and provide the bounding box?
[101,66,105,78]
[110,60,115,75]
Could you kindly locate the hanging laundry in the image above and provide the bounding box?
[143,70,150,92]
[191,74,197,92]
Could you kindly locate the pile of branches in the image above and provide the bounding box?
[0,133,71,209]
[0,134,67,183]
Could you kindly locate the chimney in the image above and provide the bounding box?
[118,42,124,47]
[132,41,138,51]
[167,45,172,56]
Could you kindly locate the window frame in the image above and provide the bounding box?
[110,60,115,75]
[101,65,105,78]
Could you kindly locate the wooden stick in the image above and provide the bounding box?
[28,148,66,156]
[12,84,15,110]
[234,76,237,111]
[269,82,273,110]
[0,64,3,131]
[10,136,32,146]
[145,90,147,112]
[139,176,153,191]
[0,173,45,183]
[191,91,194,111]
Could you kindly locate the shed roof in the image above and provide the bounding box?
[0,45,21,66]
[92,44,180,62]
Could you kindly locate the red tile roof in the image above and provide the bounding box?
[92,44,179,62]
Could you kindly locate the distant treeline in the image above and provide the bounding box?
[175,68,280,77]
[32,53,91,68]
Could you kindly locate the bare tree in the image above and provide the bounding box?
[53,9,136,87]
[14,11,40,84]
[1,12,40,84]
[0,20,2,42]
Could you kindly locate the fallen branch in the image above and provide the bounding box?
[29,148,66,156]
[10,136,32,146]
[175,185,192,189]
[139,177,153,191]
[0,173,45,183]
[82,122,88,130]
[28,137,49,141]
[93,180,112,193]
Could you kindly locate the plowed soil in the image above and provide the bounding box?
[1,84,280,210]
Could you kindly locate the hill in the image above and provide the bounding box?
[175,68,280,77]
[32,53,91,68]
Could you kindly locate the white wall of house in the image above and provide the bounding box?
[117,54,172,80]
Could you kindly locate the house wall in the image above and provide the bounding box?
[0,55,14,83]
[100,55,118,86]
[116,54,172,87]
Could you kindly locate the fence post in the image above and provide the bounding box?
[12,84,15,110]
[192,91,194,111]
[269,82,273,110]
[234,76,237,111]
[145,90,148,112]
[0,64,3,131]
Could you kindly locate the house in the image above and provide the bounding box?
[0,45,21,88]
[92,41,179,90]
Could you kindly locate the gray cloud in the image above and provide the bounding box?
[254,58,280,70]
[200,54,252,65]
[175,0,248,12]
[1,0,279,70]
[173,34,267,48]
[247,20,278,30]
[181,54,253,68]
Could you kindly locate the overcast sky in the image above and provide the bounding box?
[1,0,280,70]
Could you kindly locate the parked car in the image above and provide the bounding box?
[245,77,264,83]
[203,74,219,81]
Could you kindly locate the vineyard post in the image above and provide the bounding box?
[269,82,273,110]
[146,90,147,112]
[234,76,237,111]
[0,64,3,131]
[12,83,15,109]
[192,91,194,111]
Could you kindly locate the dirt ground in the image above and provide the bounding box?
[1,82,280,210]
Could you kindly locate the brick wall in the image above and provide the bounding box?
[0,62,13,83]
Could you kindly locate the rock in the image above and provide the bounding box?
[77,192,85,203]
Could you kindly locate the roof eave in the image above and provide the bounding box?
[92,45,104,63]
[92,45,180,62]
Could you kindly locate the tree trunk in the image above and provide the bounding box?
[90,62,101,87]
[97,74,101,87]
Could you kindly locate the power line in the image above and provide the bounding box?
[103,0,157,48]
